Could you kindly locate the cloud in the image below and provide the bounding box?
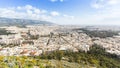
[25,5,33,10]
[60,0,64,2]
[0,5,51,21]
[50,11,60,16]
[0,5,74,24]
[91,0,120,16]
[91,0,106,9]
[50,0,65,2]
[88,0,120,25]
[63,14,74,19]
[50,0,58,2]
[91,3,104,9]
[107,0,120,5]
[91,0,120,9]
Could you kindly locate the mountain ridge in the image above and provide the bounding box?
[0,17,54,27]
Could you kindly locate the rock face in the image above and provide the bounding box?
[0,17,54,27]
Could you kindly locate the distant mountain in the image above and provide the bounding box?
[0,17,54,27]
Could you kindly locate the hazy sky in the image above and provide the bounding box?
[0,0,120,25]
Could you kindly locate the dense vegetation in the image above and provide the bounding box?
[74,28,119,38]
[30,35,39,40]
[0,44,119,68]
[0,56,54,68]
[39,44,120,68]
[0,29,14,35]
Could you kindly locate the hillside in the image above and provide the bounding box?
[0,17,54,27]
[0,45,119,68]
